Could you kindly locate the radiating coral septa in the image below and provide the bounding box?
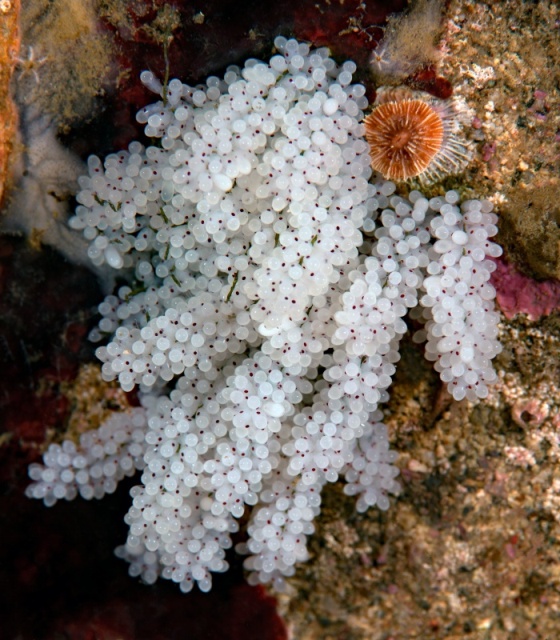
[364,86,472,184]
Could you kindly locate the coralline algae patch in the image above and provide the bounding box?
[492,256,560,322]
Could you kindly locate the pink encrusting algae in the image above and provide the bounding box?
[491,256,560,321]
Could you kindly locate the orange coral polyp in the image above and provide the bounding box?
[364,99,444,181]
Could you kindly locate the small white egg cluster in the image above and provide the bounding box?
[115,386,238,594]
[114,351,312,592]
[344,424,400,512]
[26,408,147,506]
[416,195,502,401]
[241,474,320,588]
[27,39,502,592]
[94,292,258,393]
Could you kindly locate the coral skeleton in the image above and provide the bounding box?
[27,38,502,593]
[364,87,472,183]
